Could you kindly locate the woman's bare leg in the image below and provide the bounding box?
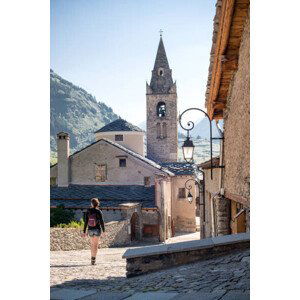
[93,236,100,257]
[90,236,100,258]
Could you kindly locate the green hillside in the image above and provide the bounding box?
[50,70,119,163]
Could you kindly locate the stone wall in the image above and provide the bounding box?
[141,210,159,225]
[223,17,250,203]
[69,140,162,185]
[50,220,130,251]
[146,86,178,162]
[63,208,124,223]
[214,196,231,236]
[123,233,250,277]
[202,168,232,237]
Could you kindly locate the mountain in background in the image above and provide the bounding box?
[50,69,119,155]
[139,118,223,139]
[181,118,224,139]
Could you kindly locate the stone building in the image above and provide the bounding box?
[146,37,178,163]
[50,37,198,242]
[201,0,250,237]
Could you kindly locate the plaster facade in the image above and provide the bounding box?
[171,176,197,233]
[95,131,145,157]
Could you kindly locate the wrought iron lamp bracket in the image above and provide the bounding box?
[179,107,214,179]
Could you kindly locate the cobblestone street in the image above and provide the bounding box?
[51,245,249,299]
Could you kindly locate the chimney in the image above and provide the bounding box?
[57,132,70,187]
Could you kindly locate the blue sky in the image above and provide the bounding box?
[51,0,216,125]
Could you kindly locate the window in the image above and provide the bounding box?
[144,177,151,187]
[156,122,161,138]
[162,122,167,138]
[178,188,186,199]
[157,101,166,117]
[158,67,164,76]
[115,134,123,141]
[119,158,126,167]
[95,164,107,182]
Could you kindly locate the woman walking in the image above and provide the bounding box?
[83,198,105,265]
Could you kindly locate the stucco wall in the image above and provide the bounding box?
[171,176,196,233]
[203,168,220,194]
[95,131,145,156]
[223,17,250,201]
[69,140,161,185]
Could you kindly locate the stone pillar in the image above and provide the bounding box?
[57,132,70,187]
[215,195,231,236]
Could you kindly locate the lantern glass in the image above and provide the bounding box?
[187,191,193,204]
[182,137,195,163]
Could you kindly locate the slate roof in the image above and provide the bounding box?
[50,185,155,208]
[161,162,195,175]
[95,118,143,133]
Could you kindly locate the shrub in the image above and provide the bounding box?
[50,205,75,227]
[55,219,84,229]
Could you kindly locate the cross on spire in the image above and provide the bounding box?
[159,29,163,37]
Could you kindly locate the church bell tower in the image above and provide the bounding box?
[146,35,178,163]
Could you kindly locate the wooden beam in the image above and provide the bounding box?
[225,191,250,207]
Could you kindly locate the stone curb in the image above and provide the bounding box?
[123,232,250,259]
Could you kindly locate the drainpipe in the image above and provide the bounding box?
[216,121,225,194]
[213,121,225,237]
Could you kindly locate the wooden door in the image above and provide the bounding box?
[231,201,246,234]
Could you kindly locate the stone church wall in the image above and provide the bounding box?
[146,91,178,162]
[69,140,159,185]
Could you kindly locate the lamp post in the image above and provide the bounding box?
[179,107,214,239]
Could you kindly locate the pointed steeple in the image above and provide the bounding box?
[153,37,170,70]
[150,36,174,94]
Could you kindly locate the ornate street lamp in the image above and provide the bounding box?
[182,137,195,164]
[179,107,213,179]
[187,191,193,204]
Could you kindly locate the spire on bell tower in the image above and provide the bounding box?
[150,34,174,94]
[146,33,178,163]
